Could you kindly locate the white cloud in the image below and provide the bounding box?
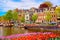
[0,0,60,12]
[0,0,40,12]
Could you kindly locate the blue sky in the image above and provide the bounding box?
[0,0,60,16]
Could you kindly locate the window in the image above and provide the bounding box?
[54,15,55,17]
[50,21,51,22]
[40,10,42,12]
[26,16,28,19]
[52,15,53,17]
[42,21,43,23]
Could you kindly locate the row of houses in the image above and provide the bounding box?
[15,6,60,25]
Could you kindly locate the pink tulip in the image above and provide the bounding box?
[0,36,5,39]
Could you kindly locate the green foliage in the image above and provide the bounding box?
[3,10,19,21]
[20,16,25,23]
[55,6,60,17]
[45,11,52,22]
[12,11,18,21]
[0,17,1,21]
[32,13,38,23]
[4,10,13,20]
[0,16,3,21]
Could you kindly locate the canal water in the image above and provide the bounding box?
[0,27,3,36]
[0,26,60,36]
[0,27,29,36]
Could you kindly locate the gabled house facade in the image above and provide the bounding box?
[25,10,33,24]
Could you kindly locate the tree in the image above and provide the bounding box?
[0,16,3,21]
[45,11,52,23]
[32,13,38,23]
[39,3,49,8]
[20,16,25,23]
[55,6,60,24]
[12,10,18,21]
[55,6,60,17]
[39,1,52,9]
[3,10,13,36]
[44,1,53,7]
[4,10,13,21]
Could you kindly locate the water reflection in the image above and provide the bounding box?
[0,26,60,36]
[0,27,3,36]
[0,27,26,36]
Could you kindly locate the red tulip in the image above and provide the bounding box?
[31,35,37,40]
[18,38,21,40]
[44,34,50,38]
[49,33,57,38]
[37,34,44,40]
[11,38,17,40]
[43,34,50,40]
[20,36,26,40]
[25,36,32,40]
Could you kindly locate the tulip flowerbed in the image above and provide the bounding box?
[0,32,60,40]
